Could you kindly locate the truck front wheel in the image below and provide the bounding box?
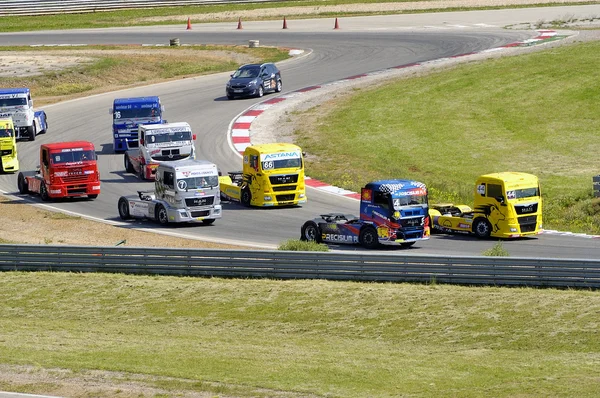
[473,218,492,238]
[124,154,134,173]
[118,198,131,220]
[359,227,380,249]
[300,221,322,243]
[27,125,36,141]
[17,173,29,194]
[156,205,169,225]
[39,182,50,201]
[241,188,251,207]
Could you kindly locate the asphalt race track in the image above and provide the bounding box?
[1,6,599,258]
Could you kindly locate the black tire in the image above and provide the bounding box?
[275,79,282,92]
[17,173,29,194]
[202,219,216,225]
[124,154,134,173]
[401,242,416,248]
[156,204,169,225]
[300,221,321,243]
[473,218,492,239]
[359,227,380,249]
[40,182,50,202]
[226,94,234,100]
[27,125,36,141]
[241,188,251,207]
[257,85,264,98]
[40,113,48,134]
[118,197,131,220]
[138,165,145,180]
[88,194,98,200]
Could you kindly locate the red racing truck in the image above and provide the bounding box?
[17,141,101,201]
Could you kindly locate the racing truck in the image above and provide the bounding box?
[300,179,430,249]
[0,118,18,173]
[124,122,196,181]
[118,159,222,225]
[429,172,543,238]
[110,96,165,152]
[0,88,48,141]
[17,141,100,201]
[219,143,306,207]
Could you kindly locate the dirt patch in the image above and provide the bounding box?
[0,53,93,77]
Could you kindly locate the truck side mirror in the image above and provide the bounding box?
[495,196,506,205]
[192,134,196,140]
[28,100,33,108]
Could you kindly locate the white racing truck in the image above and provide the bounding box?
[124,122,196,180]
[0,88,48,141]
[118,159,222,225]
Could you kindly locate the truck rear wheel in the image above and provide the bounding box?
[17,173,29,194]
[301,221,322,243]
[156,205,169,225]
[27,125,36,141]
[118,197,131,220]
[39,182,50,201]
[124,154,134,173]
[241,188,251,207]
[359,227,380,249]
[473,218,492,238]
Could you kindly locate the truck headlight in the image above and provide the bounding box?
[264,195,272,201]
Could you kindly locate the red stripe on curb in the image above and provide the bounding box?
[232,136,251,144]
[393,63,419,69]
[263,98,286,104]
[345,193,361,200]
[233,122,251,129]
[502,43,521,48]
[305,179,330,187]
[243,109,264,116]
[346,74,368,80]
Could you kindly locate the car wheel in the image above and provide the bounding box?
[227,94,234,100]
[27,125,36,141]
[257,85,264,98]
[359,227,380,249]
[156,205,169,225]
[88,194,98,200]
[275,79,282,92]
[401,242,415,248]
[473,218,492,238]
[202,219,216,225]
[40,182,50,202]
[300,221,322,243]
[241,188,251,207]
[118,197,131,220]
[17,173,29,194]
[124,154,134,173]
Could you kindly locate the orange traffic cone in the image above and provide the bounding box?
[282,17,288,29]
[333,17,340,30]
[237,17,243,30]
[186,17,192,30]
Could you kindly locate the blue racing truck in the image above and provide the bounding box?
[110,96,165,152]
[300,179,430,249]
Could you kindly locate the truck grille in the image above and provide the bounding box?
[185,196,214,207]
[191,210,210,218]
[399,217,424,228]
[514,203,538,215]
[1,149,13,156]
[270,174,298,185]
[518,215,538,232]
[152,149,188,161]
[272,185,296,192]
[276,194,296,202]
[62,175,91,183]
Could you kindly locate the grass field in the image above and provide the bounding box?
[1,272,599,397]
[294,39,600,234]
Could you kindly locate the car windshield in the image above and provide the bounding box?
[261,157,302,170]
[392,194,428,209]
[51,149,96,164]
[147,131,192,144]
[507,187,540,200]
[113,107,159,119]
[0,128,13,137]
[0,97,27,107]
[233,67,260,78]
[177,175,219,191]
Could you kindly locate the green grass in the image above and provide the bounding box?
[295,40,600,234]
[0,272,599,397]
[278,239,330,251]
[1,0,599,32]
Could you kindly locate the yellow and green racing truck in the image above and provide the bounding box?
[219,143,306,207]
[429,172,542,238]
[0,118,18,173]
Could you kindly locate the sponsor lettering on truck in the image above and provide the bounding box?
[124,122,196,180]
[219,143,306,207]
[0,118,18,173]
[300,179,430,249]
[110,96,165,152]
[429,172,543,238]
[17,141,100,201]
[118,159,222,225]
[0,88,48,141]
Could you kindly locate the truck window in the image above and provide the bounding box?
[164,172,174,188]
[0,97,27,107]
[373,192,390,210]
[113,106,159,119]
[486,184,503,199]
[42,150,49,166]
[0,128,12,137]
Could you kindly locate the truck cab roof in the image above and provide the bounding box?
[159,159,217,172]
[246,143,302,154]
[0,88,29,96]
[365,179,427,194]
[140,122,190,132]
[42,141,95,152]
[113,96,160,105]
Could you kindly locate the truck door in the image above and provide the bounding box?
[478,182,507,232]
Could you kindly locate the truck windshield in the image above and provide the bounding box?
[261,157,302,170]
[507,187,540,200]
[0,97,27,107]
[147,131,192,144]
[51,150,96,164]
[392,194,428,209]
[113,107,159,119]
[0,128,13,137]
[177,175,219,190]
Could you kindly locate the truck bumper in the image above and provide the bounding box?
[167,205,222,223]
[0,155,19,173]
[259,191,307,207]
[142,164,159,180]
[48,182,101,198]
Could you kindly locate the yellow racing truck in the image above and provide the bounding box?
[429,172,542,238]
[219,143,306,207]
[0,118,18,173]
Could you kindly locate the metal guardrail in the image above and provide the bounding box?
[0,0,279,16]
[1,244,599,288]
